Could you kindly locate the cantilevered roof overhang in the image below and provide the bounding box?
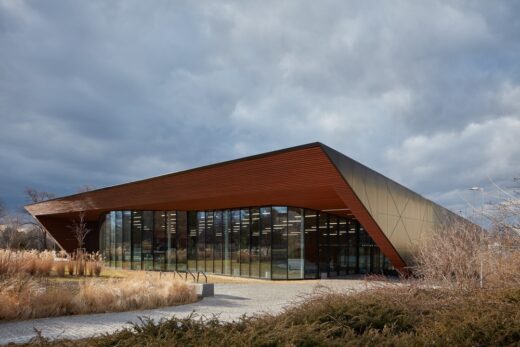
[25,142,459,272]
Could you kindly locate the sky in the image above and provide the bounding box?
[0,0,519,215]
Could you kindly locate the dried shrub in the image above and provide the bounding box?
[66,259,75,276]
[414,220,520,289]
[0,275,196,322]
[35,286,520,347]
[0,250,56,277]
[54,260,66,277]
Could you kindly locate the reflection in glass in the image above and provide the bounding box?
[288,207,304,279]
[250,208,260,278]
[318,213,328,277]
[272,206,288,280]
[131,211,142,270]
[231,210,240,276]
[122,211,131,269]
[196,211,205,272]
[153,211,166,271]
[166,211,177,271]
[187,212,197,272]
[99,207,393,278]
[176,211,187,271]
[142,211,153,271]
[304,210,318,278]
[260,207,271,279]
[223,210,231,275]
[240,209,250,277]
[205,211,214,273]
[213,211,223,274]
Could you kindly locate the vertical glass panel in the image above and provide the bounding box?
[347,219,358,274]
[328,216,338,277]
[115,211,123,268]
[104,213,111,264]
[358,224,371,274]
[131,211,142,270]
[142,211,154,271]
[187,212,197,272]
[304,210,318,279]
[98,216,104,260]
[372,246,381,274]
[205,211,214,273]
[213,211,223,274]
[318,213,329,277]
[231,210,240,276]
[223,210,231,275]
[260,207,272,279]
[288,207,304,279]
[122,211,132,269]
[166,211,177,271]
[110,212,116,267]
[176,211,188,271]
[272,206,288,280]
[338,218,348,276]
[250,208,260,278]
[196,211,206,272]
[240,208,250,277]
[153,211,166,271]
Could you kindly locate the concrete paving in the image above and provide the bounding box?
[0,279,377,345]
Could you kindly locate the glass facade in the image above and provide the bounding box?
[99,206,395,279]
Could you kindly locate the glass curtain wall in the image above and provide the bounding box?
[100,206,394,279]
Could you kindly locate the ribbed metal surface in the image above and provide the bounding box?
[322,145,461,267]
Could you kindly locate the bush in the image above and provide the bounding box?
[23,286,520,346]
[414,220,520,289]
[0,275,196,322]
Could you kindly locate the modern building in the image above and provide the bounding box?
[25,143,461,279]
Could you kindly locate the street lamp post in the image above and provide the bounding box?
[468,186,484,288]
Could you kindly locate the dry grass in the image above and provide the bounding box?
[0,250,196,321]
[414,220,520,289]
[0,249,104,278]
[0,274,196,321]
[0,250,55,276]
[23,286,520,347]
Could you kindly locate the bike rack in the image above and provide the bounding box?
[197,271,208,283]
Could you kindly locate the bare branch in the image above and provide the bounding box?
[24,188,56,204]
[67,211,91,250]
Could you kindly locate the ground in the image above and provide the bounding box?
[0,276,383,345]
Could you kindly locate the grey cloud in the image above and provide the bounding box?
[0,0,519,214]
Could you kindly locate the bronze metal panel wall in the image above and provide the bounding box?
[322,145,461,265]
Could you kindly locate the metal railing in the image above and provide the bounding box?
[169,270,206,283]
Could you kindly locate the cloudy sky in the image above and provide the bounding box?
[1,1,519,215]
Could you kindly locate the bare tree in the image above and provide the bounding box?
[68,211,91,251]
[23,188,57,250]
[0,214,24,249]
[24,188,55,204]
[0,198,5,220]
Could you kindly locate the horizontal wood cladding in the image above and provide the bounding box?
[27,147,344,216]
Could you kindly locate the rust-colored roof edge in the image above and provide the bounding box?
[25,142,325,209]
[319,144,409,272]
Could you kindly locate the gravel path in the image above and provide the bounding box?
[0,279,375,345]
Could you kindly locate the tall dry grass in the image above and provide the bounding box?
[414,220,520,289]
[0,249,103,278]
[0,274,196,321]
[0,250,54,276]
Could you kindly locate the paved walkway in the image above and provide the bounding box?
[0,279,376,345]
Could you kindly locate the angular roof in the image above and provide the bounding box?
[26,142,460,271]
